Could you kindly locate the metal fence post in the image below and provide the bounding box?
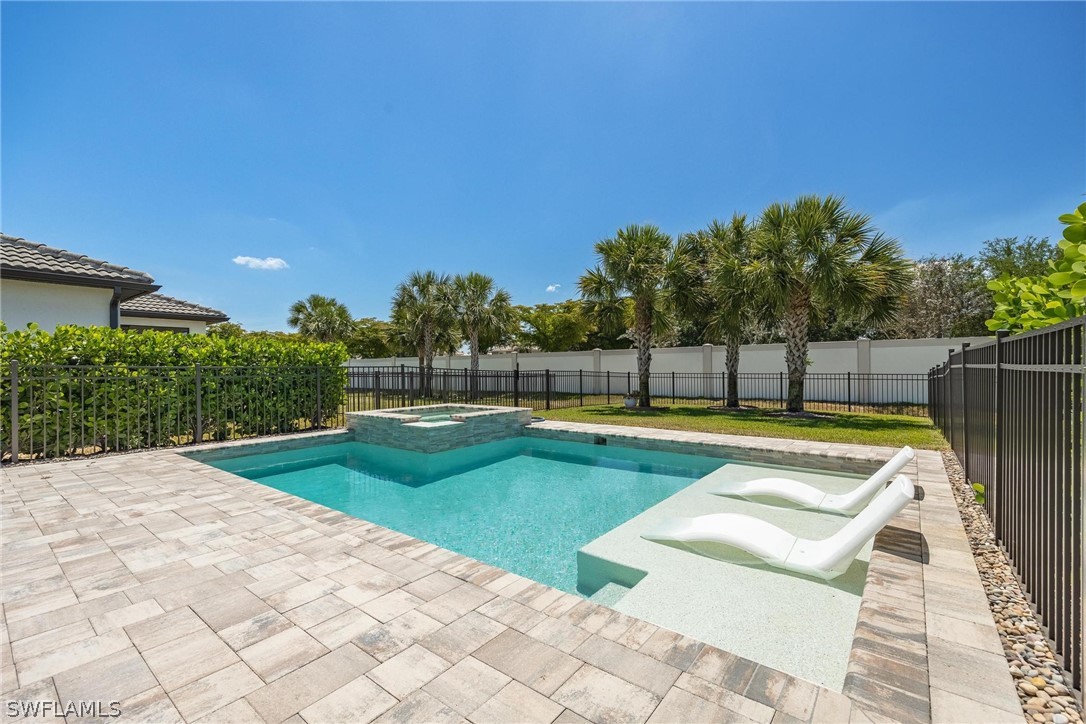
[721,370,726,406]
[779,371,784,407]
[513,365,520,407]
[316,368,322,426]
[195,363,203,444]
[400,364,406,406]
[847,371,852,412]
[606,370,610,403]
[946,349,955,452]
[961,342,971,480]
[545,369,552,411]
[374,369,382,409]
[993,331,1007,531]
[579,370,584,407]
[9,360,19,463]
[671,371,676,404]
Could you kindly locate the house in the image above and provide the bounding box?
[0,234,228,334]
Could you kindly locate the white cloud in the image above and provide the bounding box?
[546,283,561,292]
[233,255,289,271]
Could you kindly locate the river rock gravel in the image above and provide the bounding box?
[942,451,1082,723]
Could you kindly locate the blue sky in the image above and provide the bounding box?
[3,2,1083,331]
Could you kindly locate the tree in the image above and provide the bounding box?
[349,317,397,359]
[702,214,760,407]
[516,301,593,352]
[749,195,911,413]
[391,271,455,394]
[451,272,514,395]
[287,294,355,343]
[207,321,245,339]
[581,297,634,350]
[579,224,701,407]
[978,236,1057,279]
[894,254,992,338]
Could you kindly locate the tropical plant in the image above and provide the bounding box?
[451,272,514,395]
[986,202,1086,332]
[287,294,355,343]
[578,224,701,407]
[749,195,912,412]
[698,214,761,407]
[391,271,455,395]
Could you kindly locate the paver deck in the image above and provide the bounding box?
[1,422,1019,723]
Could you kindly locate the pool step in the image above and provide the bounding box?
[587,581,633,606]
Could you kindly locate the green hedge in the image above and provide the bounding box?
[1,324,348,459]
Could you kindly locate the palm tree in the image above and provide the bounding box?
[287,294,355,343]
[579,224,700,407]
[702,214,759,408]
[749,195,911,412]
[391,271,455,396]
[451,273,514,397]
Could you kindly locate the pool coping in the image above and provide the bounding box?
[0,422,1020,723]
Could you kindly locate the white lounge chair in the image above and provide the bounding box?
[709,446,915,515]
[641,474,915,579]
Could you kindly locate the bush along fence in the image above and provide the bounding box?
[343,366,929,416]
[929,316,1084,692]
[2,362,346,461]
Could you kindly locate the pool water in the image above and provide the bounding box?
[211,437,724,593]
[414,406,481,422]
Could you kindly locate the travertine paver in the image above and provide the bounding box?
[0,423,1019,722]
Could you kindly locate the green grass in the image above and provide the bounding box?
[539,404,948,450]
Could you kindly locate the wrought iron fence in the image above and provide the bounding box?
[929,317,1084,691]
[2,361,930,463]
[2,362,344,462]
[342,366,929,416]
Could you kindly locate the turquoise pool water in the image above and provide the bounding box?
[209,436,724,594]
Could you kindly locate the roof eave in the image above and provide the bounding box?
[119,310,230,323]
[0,267,160,300]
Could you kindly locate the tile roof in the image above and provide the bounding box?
[0,234,156,286]
[120,292,229,321]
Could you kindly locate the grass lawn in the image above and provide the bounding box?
[539,403,948,450]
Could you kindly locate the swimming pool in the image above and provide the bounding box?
[207,436,724,593]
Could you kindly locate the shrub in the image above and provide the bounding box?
[987,202,1086,332]
[0,324,348,459]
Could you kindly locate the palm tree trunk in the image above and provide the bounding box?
[725,334,741,407]
[632,301,653,407]
[469,331,480,400]
[783,291,810,413]
[415,346,425,400]
[423,328,434,398]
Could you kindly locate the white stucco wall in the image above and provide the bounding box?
[347,337,992,402]
[349,338,987,375]
[119,316,207,334]
[0,278,112,332]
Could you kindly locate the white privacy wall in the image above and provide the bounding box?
[349,337,990,375]
[348,337,991,404]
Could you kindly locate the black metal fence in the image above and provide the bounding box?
[2,361,929,463]
[929,317,1084,691]
[2,362,344,462]
[343,366,929,416]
